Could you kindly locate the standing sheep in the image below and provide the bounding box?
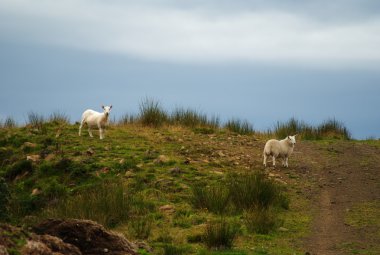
[263,135,297,167]
[79,105,112,139]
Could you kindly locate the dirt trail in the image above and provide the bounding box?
[301,142,380,255]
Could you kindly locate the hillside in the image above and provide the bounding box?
[0,122,379,255]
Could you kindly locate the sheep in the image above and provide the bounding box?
[78,105,112,139]
[263,135,297,168]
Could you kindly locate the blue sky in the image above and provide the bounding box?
[0,0,379,139]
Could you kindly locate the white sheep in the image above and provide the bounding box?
[263,135,297,167]
[78,105,112,139]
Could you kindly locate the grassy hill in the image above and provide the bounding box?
[0,112,379,254]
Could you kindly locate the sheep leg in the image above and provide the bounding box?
[282,158,286,167]
[79,119,84,136]
[88,126,93,138]
[98,122,104,139]
[99,128,104,139]
[285,157,289,167]
[272,156,276,167]
[263,154,267,167]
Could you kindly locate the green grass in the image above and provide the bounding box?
[42,180,134,228]
[345,201,380,228]
[0,112,331,254]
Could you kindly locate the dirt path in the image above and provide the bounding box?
[301,142,380,255]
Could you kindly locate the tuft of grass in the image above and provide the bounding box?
[170,107,220,130]
[129,215,153,239]
[161,244,190,255]
[48,111,70,125]
[139,98,168,127]
[27,112,45,131]
[43,180,132,228]
[272,117,351,140]
[202,219,239,250]
[317,118,351,140]
[118,113,137,125]
[243,207,280,234]
[273,118,303,139]
[0,177,11,221]
[191,184,230,215]
[228,171,285,211]
[2,117,17,128]
[224,119,254,135]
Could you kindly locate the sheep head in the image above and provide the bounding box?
[287,135,297,146]
[101,105,112,117]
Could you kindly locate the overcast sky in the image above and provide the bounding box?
[0,0,379,138]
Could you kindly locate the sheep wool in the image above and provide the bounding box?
[79,105,112,139]
[263,135,297,168]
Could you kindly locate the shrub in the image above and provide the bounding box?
[228,171,283,211]
[191,184,230,214]
[202,219,239,250]
[243,207,280,234]
[139,98,168,127]
[224,119,254,135]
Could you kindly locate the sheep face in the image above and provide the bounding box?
[102,105,112,117]
[287,135,296,146]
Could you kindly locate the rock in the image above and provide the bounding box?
[159,205,175,215]
[134,241,153,253]
[124,171,135,178]
[23,142,37,148]
[15,171,30,181]
[27,155,40,162]
[31,188,41,196]
[217,151,225,157]
[154,155,169,164]
[0,245,8,255]
[278,227,289,232]
[169,167,182,175]
[33,219,138,255]
[44,153,55,161]
[0,223,81,255]
[86,148,94,156]
[119,159,125,164]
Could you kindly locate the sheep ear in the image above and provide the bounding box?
[110,105,112,109]
[294,134,298,137]
[102,105,105,109]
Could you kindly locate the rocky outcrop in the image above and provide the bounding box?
[0,219,139,255]
[0,223,81,255]
[33,219,138,255]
